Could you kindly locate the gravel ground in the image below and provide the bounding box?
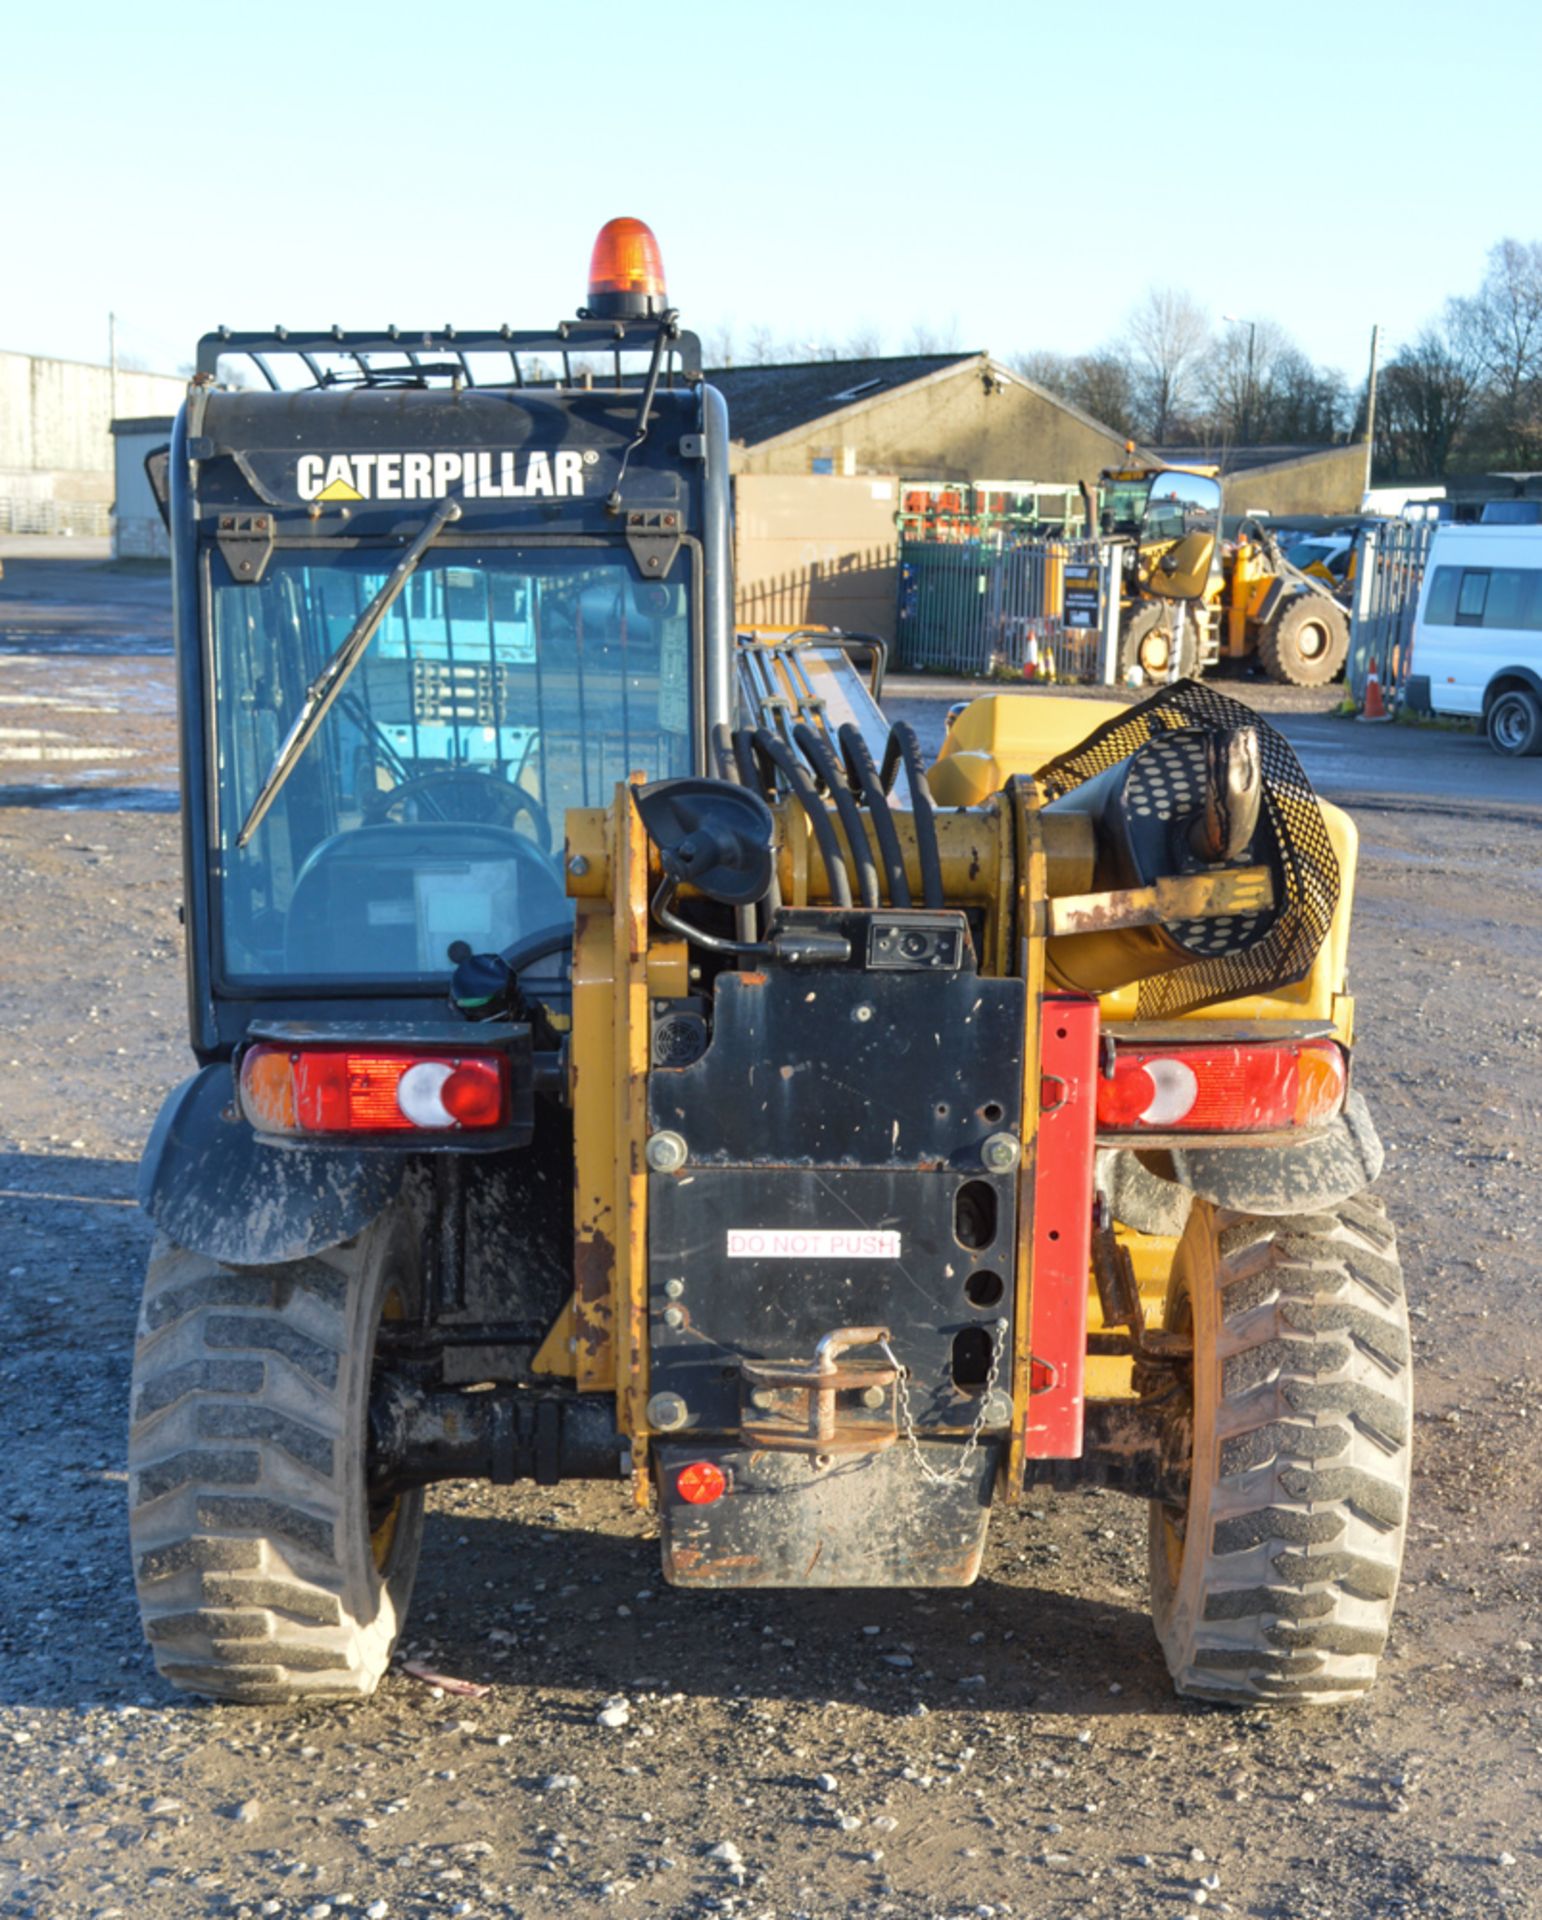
[1,563,1540,1920]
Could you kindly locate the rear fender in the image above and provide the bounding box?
[138,1066,406,1266]
[1103,1089,1384,1230]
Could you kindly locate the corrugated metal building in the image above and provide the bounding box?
[0,349,185,534]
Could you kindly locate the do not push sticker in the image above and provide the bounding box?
[725,1229,901,1260]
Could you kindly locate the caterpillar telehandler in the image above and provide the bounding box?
[130,219,1410,1711]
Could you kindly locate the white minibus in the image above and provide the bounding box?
[1405,525,1542,755]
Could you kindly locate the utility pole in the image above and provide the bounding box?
[1363,322,1381,497]
[1223,314,1258,446]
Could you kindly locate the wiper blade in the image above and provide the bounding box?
[236,498,461,849]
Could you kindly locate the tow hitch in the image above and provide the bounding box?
[739,1325,898,1455]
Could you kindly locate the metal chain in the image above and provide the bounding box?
[880,1318,1007,1487]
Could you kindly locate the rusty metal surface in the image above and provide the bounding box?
[657,1440,1000,1588]
[1045,865,1275,939]
[740,1327,898,1452]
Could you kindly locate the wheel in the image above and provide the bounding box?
[1118,604,1195,686]
[1485,686,1542,756]
[1257,594,1350,687]
[1146,1194,1411,1706]
[366,770,554,850]
[128,1208,426,1704]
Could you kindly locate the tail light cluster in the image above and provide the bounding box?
[1096,1038,1346,1134]
[239,1044,510,1137]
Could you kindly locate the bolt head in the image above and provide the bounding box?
[859,1384,887,1411]
[981,1131,1020,1173]
[567,853,590,877]
[982,1390,1014,1428]
[646,1391,689,1431]
[645,1130,688,1173]
[663,1277,685,1300]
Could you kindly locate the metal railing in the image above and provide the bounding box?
[895,536,1116,681]
[0,497,112,538]
[1347,519,1434,704]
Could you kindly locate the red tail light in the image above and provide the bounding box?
[239,1045,510,1136]
[1096,1039,1345,1134]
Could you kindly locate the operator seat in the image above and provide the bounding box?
[283,822,568,977]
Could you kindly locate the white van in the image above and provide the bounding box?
[1406,525,1542,755]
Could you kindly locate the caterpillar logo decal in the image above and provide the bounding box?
[296,449,594,503]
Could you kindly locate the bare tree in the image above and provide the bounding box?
[1449,238,1542,465]
[1124,287,1211,441]
[703,322,738,369]
[1374,324,1482,477]
[1009,348,1137,436]
[746,325,779,366]
[842,324,883,359]
[904,317,962,355]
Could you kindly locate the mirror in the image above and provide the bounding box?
[633,778,775,907]
[1141,470,1220,602]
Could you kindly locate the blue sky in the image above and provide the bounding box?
[6,0,1540,384]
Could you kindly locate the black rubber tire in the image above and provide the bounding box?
[1257,594,1350,687]
[1148,1194,1411,1706]
[128,1210,425,1704]
[1118,603,1195,687]
[1485,686,1542,757]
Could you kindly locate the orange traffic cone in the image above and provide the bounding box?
[1357,662,1391,723]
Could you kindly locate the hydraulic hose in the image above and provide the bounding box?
[711,722,760,942]
[884,722,944,909]
[793,723,880,909]
[732,727,782,911]
[753,727,853,908]
[838,723,912,908]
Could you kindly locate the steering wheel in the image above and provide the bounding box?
[365,771,554,852]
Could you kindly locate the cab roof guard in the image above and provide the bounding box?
[195,321,704,394]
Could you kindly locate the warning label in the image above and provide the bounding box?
[725,1229,901,1260]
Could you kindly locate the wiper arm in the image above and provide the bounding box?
[236,498,461,849]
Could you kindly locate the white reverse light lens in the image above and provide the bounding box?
[395,1060,457,1128]
[1140,1057,1199,1126]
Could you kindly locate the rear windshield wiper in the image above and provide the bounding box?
[235,498,461,849]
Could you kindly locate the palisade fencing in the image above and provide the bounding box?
[896,537,1112,680]
[1348,519,1434,705]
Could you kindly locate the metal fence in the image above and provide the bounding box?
[0,497,113,538]
[1347,519,1434,704]
[896,537,1116,680]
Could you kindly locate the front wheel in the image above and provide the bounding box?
[1118,604,1195,686]
[128,1209,426,1704]
[1486,687,1542,756]
[1258,594,1350,686]
[1147,1194,1411,1706]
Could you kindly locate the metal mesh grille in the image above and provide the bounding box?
[1035,680,1340,1018]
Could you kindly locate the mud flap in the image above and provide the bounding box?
[138,1065,405,1266]
[656,1441,1000,1588]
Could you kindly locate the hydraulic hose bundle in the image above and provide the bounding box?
[714,716,945,924]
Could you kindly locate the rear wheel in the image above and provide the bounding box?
[1147,1195,1411,1706]
[128,1209,425,1704]
[1485,686,1542,756]
[1257,594,1350,686]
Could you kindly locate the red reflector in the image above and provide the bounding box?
[1095,1039,1345,1134]
[675,1461,727,1506]
[239,1045,509,1136]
